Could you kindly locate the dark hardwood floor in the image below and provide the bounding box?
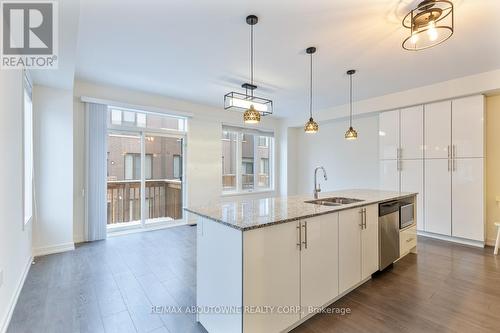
[292,236,500,333]
[7,226,500,333]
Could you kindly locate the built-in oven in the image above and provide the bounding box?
[400,203,415,229]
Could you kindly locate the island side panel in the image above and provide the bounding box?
[197,217,243,333]
[243,221,301,333]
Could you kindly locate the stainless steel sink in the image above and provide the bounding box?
[304,197,364,206]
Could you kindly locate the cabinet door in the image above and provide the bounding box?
[452,95,484,158]
[361,205,379,280]
[424,159,451,236]
[243,222,300,333]
[379,160,399,192]
[338,208,362,294]
[400,105,424,159]
[425,101,451,159]
[379,110,400,160]
[452,158,484,241]
[300,214,339,317]
[400,160,424,231]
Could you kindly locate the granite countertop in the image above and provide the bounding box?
[185,189,417,231]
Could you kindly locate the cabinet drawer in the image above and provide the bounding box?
[400,225,417,257]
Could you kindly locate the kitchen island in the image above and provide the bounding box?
[186,189,417,333]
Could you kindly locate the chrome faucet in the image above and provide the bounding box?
[313,166,328,199]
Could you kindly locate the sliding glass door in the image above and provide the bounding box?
[106,107,186,231]
[144,134,183,224]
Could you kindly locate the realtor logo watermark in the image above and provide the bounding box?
[1,1,58,69]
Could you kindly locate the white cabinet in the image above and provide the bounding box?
[400,105,424,159]
[425,101,452,159]
[400,160,424,231]
[338,208,362,294]
[243,222,300,333]
[452,158,484,241]
[452,96,485,158]
[379,160,399,192]
[300,214,339,317]
[339,205,378,294]
[361,205,379,280]
[424,159,451,236]
[379,110,399,160]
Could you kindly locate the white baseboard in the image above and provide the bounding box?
[417,231,485,248]
[32,242,75,257]
[0,256,32,333]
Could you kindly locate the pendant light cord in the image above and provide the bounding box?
[250,24,254,98]
[349,73,353,127]
[309,52,313,119]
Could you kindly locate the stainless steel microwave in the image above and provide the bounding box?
[400,203,415,229]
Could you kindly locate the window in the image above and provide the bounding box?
[222,126,274,193]
[108,107,186,131]
[124,153,152,180]
[173,155,182,179]
[23,72,33,224]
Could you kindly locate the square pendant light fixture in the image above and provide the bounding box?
[224,15,273,123]
[224,85,273,116]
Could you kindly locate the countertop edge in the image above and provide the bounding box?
[185,192,417,231]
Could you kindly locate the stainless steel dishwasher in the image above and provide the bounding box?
[379,201,401,270]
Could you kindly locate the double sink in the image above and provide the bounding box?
[304,197,364,207]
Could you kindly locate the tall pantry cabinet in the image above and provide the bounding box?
[380,95,485,245]
[424,96,485,242]
[379,106,425,231]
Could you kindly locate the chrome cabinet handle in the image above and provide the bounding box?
[447,145,451,159]
[406,237,414,243]
[453,157,456,172]
[359,209,364,229]
[453,145,456,159]
[296,223,302,250]
[448,158,451,172]
[302,221,308,249]
[363,208,367,229]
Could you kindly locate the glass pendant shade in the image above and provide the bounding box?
[402,0,454,51]
[304,117,319,133]
[345,126,358,140]
[243,105,261,124]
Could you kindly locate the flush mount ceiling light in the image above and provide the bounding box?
[402,0,454,51]
[304,47,319,134]
[224,15,273,124]
[345,69,358,140]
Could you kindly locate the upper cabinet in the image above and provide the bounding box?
[379,110,399,160]
[424,101,451,159]
[400,106,424,159]
[379,106,423,160]
[452,95,485,158]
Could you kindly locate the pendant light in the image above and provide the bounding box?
[345,69,358,140]
[224,15,273,123]
[402,0,454,51]
[304,47,319,134]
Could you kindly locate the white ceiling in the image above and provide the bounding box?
[75,0,500,120]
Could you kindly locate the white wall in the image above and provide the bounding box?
[288,69,500,126]
[72,80,284,236]
[32,85,74,255]
[293,114,380,195]
[0,71,32,333]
